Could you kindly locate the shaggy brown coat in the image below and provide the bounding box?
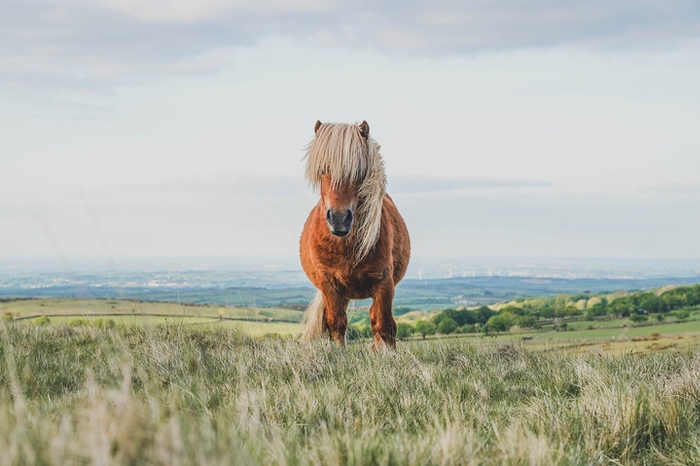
[299,120,410,349]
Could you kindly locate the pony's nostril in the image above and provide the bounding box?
[326,209,332,222]
[344,210,353,224]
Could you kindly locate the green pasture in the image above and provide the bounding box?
[1,298,303,325]
[528,318,700,341]
[5,299,700,352]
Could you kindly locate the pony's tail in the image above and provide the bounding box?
[301,291,326,340]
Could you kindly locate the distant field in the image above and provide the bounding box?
[5,274,699,309]
[1,298,303,324]
[399,307,700,356]
[1,299,305,338]
[5,298,700,354]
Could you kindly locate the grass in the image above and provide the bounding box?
[2,321,700,465]
[1,298,303,324]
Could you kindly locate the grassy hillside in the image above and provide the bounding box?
[2,323,700,465]
[1,298,304,336]
[5,298,700,349]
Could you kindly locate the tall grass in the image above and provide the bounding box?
[1,322,699,465]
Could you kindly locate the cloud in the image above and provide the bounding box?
[643,182,700,195]
[2,0,699,97]
[388,176,552,195]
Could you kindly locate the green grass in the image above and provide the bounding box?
[37,315,302,337]
[1,298,303,325]
[530,320,700,342]
[625,319,700,337]
[563,317,629,330]
[2,322,700,465]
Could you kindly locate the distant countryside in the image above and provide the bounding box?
[3,276,700,354]
[2,260,700,464]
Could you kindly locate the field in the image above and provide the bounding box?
[2,321,700,465]
[4,298,700,350]
[6,272,700,309]
[1,299,304,337]
[3,299,700,464]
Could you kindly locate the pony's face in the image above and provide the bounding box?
[320,174,359,237]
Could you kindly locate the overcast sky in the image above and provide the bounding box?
[1,0,699,264]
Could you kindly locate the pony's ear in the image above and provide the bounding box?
[358,120,370,139]
[314,120,323,133]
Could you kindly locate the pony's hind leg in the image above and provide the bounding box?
[369,281,397,350]
[322,292,350,345]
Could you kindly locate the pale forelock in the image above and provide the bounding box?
[304,122,387,262]
[305,123,370,188]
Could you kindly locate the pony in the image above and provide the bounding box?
[299,120,410,349]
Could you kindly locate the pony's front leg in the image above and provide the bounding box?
[322,291,349,345]
[369,281,397,350]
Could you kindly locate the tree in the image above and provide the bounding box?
[515,315,536,328]
[586,303,607,318]
[414,320,437,339]
[433,309,456,327]
[453,309,477,326]
[474,306,496,325]
[500,305,525,316]
[484,312,516,333]
[629,314,648,323]
[571,292,591,302]
[609,298,634,317]
[396,322,414,340]
[660,285,700,310]
[393,306,413,316]
[437,317,458,335]
[638,292,666,314]
[457,324,476,334]
[539,305,555,319]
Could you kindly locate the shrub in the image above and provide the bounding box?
[92,318,116,329]
[396,322,414,340]
[456,324,476,334]
[32,315,51,326]
[437,317,458,335]
[414,320,437,338]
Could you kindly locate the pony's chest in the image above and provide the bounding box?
[312,247,386,297]
[326,265,386,299]
[309,230,388,297]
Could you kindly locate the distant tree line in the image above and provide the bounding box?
[400,283,700,338]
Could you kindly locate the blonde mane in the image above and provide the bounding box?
[304,122,386,262]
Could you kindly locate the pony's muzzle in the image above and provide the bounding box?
[326,209,353,237]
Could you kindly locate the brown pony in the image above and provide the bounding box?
[299,120,410,349]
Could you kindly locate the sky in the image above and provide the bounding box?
[1,0,700,264]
